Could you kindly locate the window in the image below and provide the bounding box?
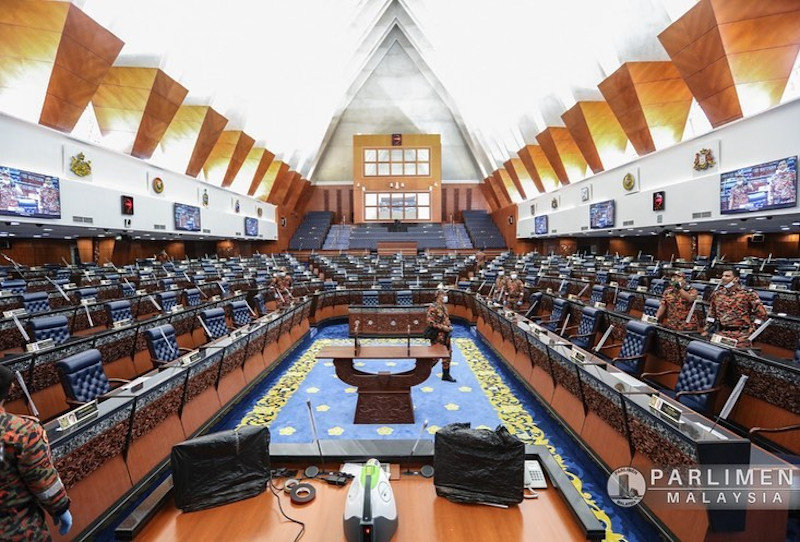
[363,191,431,221]
[363,147,431,177]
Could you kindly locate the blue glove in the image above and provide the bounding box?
[55,510,73,535]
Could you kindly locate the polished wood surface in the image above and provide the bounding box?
[245,148,276,196]
[265,161,290,204]
[318,344,449,361]
[221,131,257,187]
[535,126,587,185]
[562,101,629,174]
[137,472,587,542]
[478,180,500,212]
[160,105,227,178]
[503,158,538,200]
[202,130,255,186]
[253,158,286,201]
[517,144,560,193]
[376,241,418,255]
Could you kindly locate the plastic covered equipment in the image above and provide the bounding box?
[433,423,524,506]
[171,425,270,512]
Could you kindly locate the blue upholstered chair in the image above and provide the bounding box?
[642,340,730,415]
[103,273,119,284]
[75,287,98,303]
[253,293,268,316]
[589,285,607,305]
[568,306,603,349]
[160,277,175,290]
[643,298,660,317]
[105,300,133,327]
[217,280,230,297]
[557,280,569,296]
[144,324,189,366]
[626,274,643,290]
[156,291,178,312]
[457,281,472,291]
[184,288,202,307]
[1,279,26,294]
[56,269,71,281]
[396,290,412,306]
[199,308,229,341]
[22,292,50,314]
[362,290,379,306]
[379,278,393,290]
[597,320,655,376]
[56,349,128,407]
[756,290,776,312]
[121,282,136,297]
[538,298,570,332]
[323,280,337,291]
[770,275,798,291]
[649,279,666,296]
[690,282,712,300]
[524,275,539,288]
[595,270,609,285]
[28,315,71,345]
[228,300,252,327]
[615,292,633,314]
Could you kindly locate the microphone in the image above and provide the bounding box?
[354,320,360,354]
[305,400,325,477]
[404,420,433,477]
[407,324,411,356]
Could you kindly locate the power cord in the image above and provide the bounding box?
[268,474,306,542]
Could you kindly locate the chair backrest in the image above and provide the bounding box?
[160,278,175,290]
[105,300,132,325]
[362,290,379,306]
[121,282,136,297]
[643,298,660,317]
[379,278,392,290]
[690,282,711,300]
[675,341,729,413]
[795,336,800,364]
[29,315,70,345]
[184,288,202,307]
[56,349,110,404]
[144,324,180,363]
[76,287,98,302]
[253,293,268,316]
[457,281,471,291]
[217,280,230,296]
[649,279,666,296]
[572,307,602,349]
[200,308,228,339]
[589,285,607,305]
[770,275,797,291]
[323,281,337,291]
[1,279,26,294]
[627,275,642,290]
[157,291,178,312]
[615,292,633,313]
[756,290,776,311]
[22,292,50,314]
[614,320,655,375]
[396,290,412,306]
[595,270,608,285]
[228,301,251,327]
[544,299,570,331]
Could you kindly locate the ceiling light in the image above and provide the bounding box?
[43,228,52,232]
[755,217,767,220]
[9,221,19,226]
[33,234,42,238]
[688,223,697,226]
[720,230,727,234]
[792,222,800,226]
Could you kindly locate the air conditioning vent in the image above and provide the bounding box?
[72,216,93,223]
[657,215,663,224]
[551,229,557,234]
[692,211,712,219]
[202,229,211,234]
[581,226,588,231]
[623,220,634,226]
[154,224,166,230]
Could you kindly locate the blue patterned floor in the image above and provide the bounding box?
[216,322,661,542]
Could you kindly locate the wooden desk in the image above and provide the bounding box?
[317,345,449,424]
[377,241,417,255]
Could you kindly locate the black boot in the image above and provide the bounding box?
[442,368,456,382]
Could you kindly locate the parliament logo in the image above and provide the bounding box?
[70,152,92,177]
[608,467,646,507]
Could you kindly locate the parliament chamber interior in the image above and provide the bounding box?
[0,1,799,541]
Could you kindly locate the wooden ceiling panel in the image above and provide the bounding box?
[711,0,800,24]
[599,64,654,155]
[202,130,254,185]
[562,102,628,175]
[296,181,314,213]
[479,180,500,212]
[561,104,599,173]
[518,144,559,193]
[247,149,276,196]
[667,27,727,78]
[184,107,227,177]
[267,164,293,205]
[504,158,537,201]
[718,13,800,53]
[680,56,735,101]
[516,146,545,195]
[0,0,69,31]
[727,47,800,84]
[493,169,521,204]
[282,172,304,208]
[535,127,586,185]
[221,132,255,187]
[253,159,286,202]
[131,70,187,159]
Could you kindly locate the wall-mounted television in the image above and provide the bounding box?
[121,195,134,215]
[653,191,665,211]
[589,200,615,229]
[174,203,201,232]
[534,215,548,235]
[244,217,258,237]
[720,156,797,214]
[0,166,61,219]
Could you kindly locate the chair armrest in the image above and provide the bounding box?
[563,324,580,332]
[640,369,680,378]
[749,424,800,435]
[676,386,721,398]
[178,347,193,354]
[569,332,594,339]
[597,343,622,351]
[65,398,86,408]
[612,354,646,363]
[108,378,130,387]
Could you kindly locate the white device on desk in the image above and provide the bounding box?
[343,459,397,542]
[524,459,548,495]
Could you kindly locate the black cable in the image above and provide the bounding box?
[268,475,306,542]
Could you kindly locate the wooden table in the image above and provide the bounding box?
[317,344,449,424]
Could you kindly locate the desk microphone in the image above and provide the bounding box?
[404,419,433,478]
[306,400,325,477]
[524,300,539,319]
[354,320,360,354]
[407,324,411,356]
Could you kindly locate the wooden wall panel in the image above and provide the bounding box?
[185,107,228,177]
[252,159,285,201]
[267,165,293,206]
[246,149,275,196]
[282,173,304,209]
[534,127,587,185]
[517,145,558,193]
[561,101,628,174]
[202,130,255,186]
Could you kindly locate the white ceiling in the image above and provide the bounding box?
[77,0,700,188]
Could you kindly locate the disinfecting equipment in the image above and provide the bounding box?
[343,459,398,542]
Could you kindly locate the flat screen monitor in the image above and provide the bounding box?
[653,191,665,211]
[720,156,797,214]
[0,166,61,219]
[589,200,615,230]
[534,215,548,235]
[244,217,258,237]
[174,203,201,232]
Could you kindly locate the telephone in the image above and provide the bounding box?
[524,460,548,490]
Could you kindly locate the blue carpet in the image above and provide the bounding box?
[226,322,661,542]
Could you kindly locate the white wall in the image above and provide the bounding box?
[0,112,277,240]
[517,98,800,238]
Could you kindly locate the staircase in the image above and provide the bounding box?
[322,225,352,250]
[444,223,473,249]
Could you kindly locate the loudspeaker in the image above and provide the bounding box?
[171,426,270,512]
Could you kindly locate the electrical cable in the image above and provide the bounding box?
[268,474,306,542]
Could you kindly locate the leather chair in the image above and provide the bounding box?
[642,340,730,414]
[156,291,179,312]
[76,287,98,303]
[105,300,133,327]
[144,324,190,366]
[649,279,666,296]
[121,282,136,297]
[643,298,660,317]
[396,290,412,306]
[627,274,643,290]
[228,301,252,327]
[756,290,776,312]
[160,278,175,290]
[103,273,119,284]
[217,280,230,297]
[589,285,607,305]
[252,293,268,316]
[199,308,229,341]
[323,280,337,291]
[595,270,609,285]
[22,292,50,314]
[362,290,379,306]
[29,315,71,346]
[615,292,633,314]
[1,279,26,294]
[457,281,471,291]
[56,349,128,407]
[557,280,569,296]
[690,282,712,300]
[597,320,655,375]
[770,275,798,291]
[184,288,202,307]
[537,298,570,332]
[379,278,393,290]
[567,306,603,349]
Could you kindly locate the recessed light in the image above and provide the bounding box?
[793,222,800,226]
[97,234,105,237]
[9,221,19,226]
[689,223,698,226]
[43,228,52,232]
[33,234,42,238]
[755,217,767,220]
[720,230,727,234]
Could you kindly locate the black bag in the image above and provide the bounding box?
[171,425,270,512]
[433,423,524,505]
[424,325,438,341]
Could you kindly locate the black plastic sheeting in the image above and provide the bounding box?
[171,425,270,513]
[433,423,524,506]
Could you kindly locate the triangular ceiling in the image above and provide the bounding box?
[313,31,483,182]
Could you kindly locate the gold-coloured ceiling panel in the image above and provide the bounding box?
[504,158,537,201]
[254,159,286,202]
[562,101,628,175]
[203,130,255,186]
[517,145,556,194]
[535,127,587,185]
[247,149,276,196]
[494,168,523,204]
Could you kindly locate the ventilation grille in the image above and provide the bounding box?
[72,216,93,224]
[657,215,663,224]
[203,229,211,234]
[692,211,712,219]
[581,226,588,231]
[551,229,558,234]
[154,224,166,230]
[623,220,634,226]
